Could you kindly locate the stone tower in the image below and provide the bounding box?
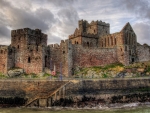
[11,28,48,74]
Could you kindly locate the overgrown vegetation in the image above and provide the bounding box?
[43,73,51,77]
[102,62,124,70]
[102,73,108,78]
[73,61,150,79]
[0,73,7,79]
[74,63,124,76]
[145,65,150,72]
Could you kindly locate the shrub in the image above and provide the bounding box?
[0,73,7,78]
[146,66,150,72]
[43,73,51,77]
[102,73,108,78]
[30,73,38,78]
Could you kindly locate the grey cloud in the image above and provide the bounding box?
[47,33,62,44]
[0,0,56,33]
[48,6,80,44]
[7,7,55,32]
[35,8,55,24]
[46,0,75,7]
[0,22,11,44]
[0,25,10,38]
[117,0,150,45]
[58,7,79,26]
[56,7,79,34]
[6,0,32,10]
[133,22,150,45]
[117,0,150,20]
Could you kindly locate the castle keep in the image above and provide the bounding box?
[0,20,150,76]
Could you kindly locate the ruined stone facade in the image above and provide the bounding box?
[0,20,150,76]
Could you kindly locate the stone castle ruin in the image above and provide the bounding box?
[0,20,150,76]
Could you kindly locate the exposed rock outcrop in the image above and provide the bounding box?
[7,69,24,77]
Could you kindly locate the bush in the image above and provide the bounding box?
[43,73,51,77]
[146,66,150,72]
[30,73,38,78]
[102,73,108,78]
[103,63,124,70]
[0,73,7,78]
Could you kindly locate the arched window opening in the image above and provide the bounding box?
[101,39,103,47]
[17,45,19,49]
[120,48,122,51]
[105,38,106,47]
[1,50,3,54]
[45,56,47,67]
[87,42,89,48]
[76,42,78,44]
[125,37,128,44]
[125,46,127,51]
[115,37,117,45]
[63,51,65,54]
[36,46,38,51]
[132,58,134,63]
[94,30,95,33]
[126,32,128,37]
[28,57,31,63]
[130,37,132,45]
[128,36,131,45]
[108,37,109,46]
[111,37,113,46]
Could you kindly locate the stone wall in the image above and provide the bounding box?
[65,79,150,102]
[48,40,71,76]
[0,79,149,107]
[0,46,8,74]
[137,44,150,62]
[0,80,67,99]
[72,45,118,69]
[7,46,15,71]
[0,46,15,74]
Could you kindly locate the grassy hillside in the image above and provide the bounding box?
[74,61,150,78]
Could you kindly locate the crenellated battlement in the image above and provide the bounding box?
[89,20,110,26]
[78,19,109,27]
[48,40,70,54]
[11,28,46,37]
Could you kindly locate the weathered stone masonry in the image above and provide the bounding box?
[0,20,150,76]
[0,79,150,107]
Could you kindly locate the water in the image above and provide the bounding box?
[0,103,150,113]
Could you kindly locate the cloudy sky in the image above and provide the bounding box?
[0,0,150,45]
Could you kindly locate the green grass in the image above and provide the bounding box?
[0,73,7,78]
[138,87,150,92]
[146,66,150,72]
[43,73,51,77]
[102,73,108,78]
[102,63,124,70]
[74,63,124,76]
